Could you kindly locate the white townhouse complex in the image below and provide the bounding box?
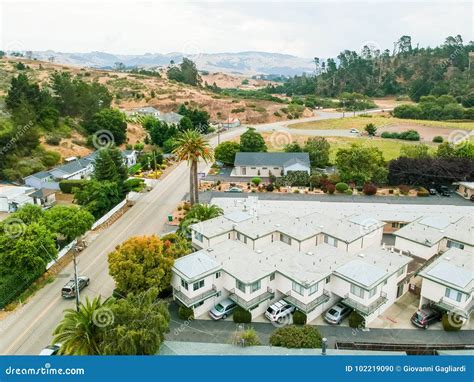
[171,197,474,326]
[418,248,473,319]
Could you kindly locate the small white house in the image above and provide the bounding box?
[0,186,34,212]
[232,152,311,178]
[222,117,241,129]
[418,248,473,321]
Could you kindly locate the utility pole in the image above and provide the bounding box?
[73,248,80,312]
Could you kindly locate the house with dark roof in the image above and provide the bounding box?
[231,152,310,178]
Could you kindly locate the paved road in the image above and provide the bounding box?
[0,127,245,356]
[200,191,474,206]
[253,108,389,137]
[166,303,474,348]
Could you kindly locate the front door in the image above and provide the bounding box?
[241,166,246,175]
[396,283,404,298]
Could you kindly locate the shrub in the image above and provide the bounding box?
[326,183,336,194]
[416,187,430,197]
[293,189,300,193]
[251,177,261,186]
[59,179,89,194]
[128,163,142,175]
[348,311,365,328]
[441,313,463,332]
[231,327,261,346]
[399,184,410,195]
[388,189,394,194]
[432,136,444,143]
[363,183,377,195]
[335,182,349,193]
[266,184,274,192]
[269,325,322,348]
[233,307,252,323]
[345,189,353,195]
[124,178,145,192]
[293,310,307,325]
[178,305,194,320]
[45,135,61,145]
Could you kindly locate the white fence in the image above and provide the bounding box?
[91,199,127,230]
[46,239,77,270]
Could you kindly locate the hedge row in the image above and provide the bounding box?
[59,179,89,194]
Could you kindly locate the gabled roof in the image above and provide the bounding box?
[29,188,56,198]
[24,171,52,180]
[50,158,92,177]
[173,250,221,281]
[234,152,310,168]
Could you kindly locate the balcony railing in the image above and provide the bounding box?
[283,290,331,313]
[434,297,471,318]
[342,291,388,316]
[229,287,274,310]
[173,285,218,307]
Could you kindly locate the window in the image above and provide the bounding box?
[215,272,221,279]
[251,167,256,169]
[325,276,331,284]
[397,266,405,277]
[368,287,377,298]
[273,167,279,170]
[237,232,247,244]
[447,240,465,250]
[181,279,188,290]
[292,281,304,296]
[280,233,292,245]
[250,280,261,293]
[262,167,267,170]
[193,280,204,291]
[309,283,318,295]
[391,222,398,228]
[324,235,337,247]
[350,284,365,298]
[236,280,246,293]
[270,273,275,281]
[193,301,204,308]
[445,288,462,302]
[194,231,203,242]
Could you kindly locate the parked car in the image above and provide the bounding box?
[61,276,89,299]
[324,303,353,325]
[428,188,437,195]
[410,308,442,329]
[225,187,243,193]
[350,129,359,134]
[265,300,295,323]
[209,298,237,320]
[39,344,61,356]
[437,186,451,197]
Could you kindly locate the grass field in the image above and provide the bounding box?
[289,115,474,131]
[260,132,438,162]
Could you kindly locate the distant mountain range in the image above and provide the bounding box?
[28,50,315,76]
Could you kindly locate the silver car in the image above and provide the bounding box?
[209,298,237,320]
[324,303,352,325]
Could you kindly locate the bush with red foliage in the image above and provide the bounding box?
[326,183,336,194]
[363,183,377,195]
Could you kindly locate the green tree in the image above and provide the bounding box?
[84,108,127,145]
[172,130,213,205]
[335,144,388,185]
[53,296,115,355]
[161,233,192,259]
[214,141,240,165]
[240,128,267,152]
[44,206,95,242]
[364,123,377,136]
[167,58,201,86]
[179,204,223,234]
[101,288,170,355]
[436,142,456,158]
[74,180,121,219]
[284,142,303,152]
[304,137,330,168]
[108,235,174,295]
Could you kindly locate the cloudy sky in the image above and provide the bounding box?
[1,0,472,58]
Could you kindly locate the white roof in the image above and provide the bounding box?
[458,182,474,189]
[335,260,387,288]
[420,248,473,292]
[173,251,220,281]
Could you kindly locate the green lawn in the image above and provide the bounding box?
[289,115,474,131]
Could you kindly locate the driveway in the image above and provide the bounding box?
[166,302,474,348]
[199,191,474,206]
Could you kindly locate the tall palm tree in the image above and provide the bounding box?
[53,296,115,355]
[173,129,213,205]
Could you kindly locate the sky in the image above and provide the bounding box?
[0,0,472,58]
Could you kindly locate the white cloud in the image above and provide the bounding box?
[1,0,472,57]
